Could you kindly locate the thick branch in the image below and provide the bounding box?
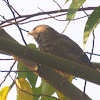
[0,29,100,85]
[0,29,98,100]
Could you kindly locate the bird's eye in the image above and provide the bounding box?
[33,26,37,30]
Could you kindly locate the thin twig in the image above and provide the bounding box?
[53,0,62,9]
[85,52,100,56]
[38,7,59,21]
[20,13,89,25]
[0,15,29,32]
[81,6,90,17]
[0,70,35,72]
[90,30,95,60]
[6,0,27,46]
[3,0,20,16]
[0,13,90,28]
[0,58,14,60]
[0,61,16,86]
[0,7,96,26]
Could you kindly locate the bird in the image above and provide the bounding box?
[28,24,96,81]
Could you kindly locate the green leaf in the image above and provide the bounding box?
[65,0,86,28]
[84,6,100,47]
[65,0,69,3]
[0,86,10,100]
[63,0,69,6]
[41,79,56,100]
[26,68,41,100]
[28,43,36,49]
[17,62,27,78]
[67,0,86,20]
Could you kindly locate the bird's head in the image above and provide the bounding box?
[28,25,51,41]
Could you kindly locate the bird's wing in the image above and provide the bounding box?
[52,34,93,68]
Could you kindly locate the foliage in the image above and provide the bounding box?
[66,0,86,25]
[84,6,100,47]
[16,78,33,100]
[0,86,11,100]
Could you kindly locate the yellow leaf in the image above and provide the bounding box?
[56,90,64,100]
[16,78,33,100]
[0,86,10,100]
[68,75,74,82]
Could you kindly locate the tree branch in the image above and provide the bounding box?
[0,7,96,28]
[0,29,99,100]
[0,29,100,85]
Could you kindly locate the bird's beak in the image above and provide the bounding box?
[27,31,38,40]
[27,31,33,36]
